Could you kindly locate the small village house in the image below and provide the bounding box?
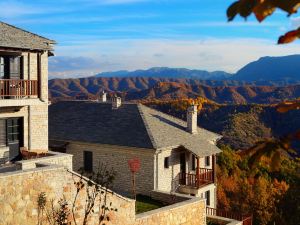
[49,94,222,208]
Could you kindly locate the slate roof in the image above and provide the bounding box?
[49,101,222,157]
[0,22,55,51]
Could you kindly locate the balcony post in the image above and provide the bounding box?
[196,156,200,187]
[212,154,216,183]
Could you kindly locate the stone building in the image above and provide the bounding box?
[0,21,54,163]
[49,97,222,208]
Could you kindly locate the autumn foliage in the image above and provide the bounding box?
[217,145,299,225]
[227,0,300,44]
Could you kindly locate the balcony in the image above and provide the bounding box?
[179,168,214,188]
[0,79,38,98]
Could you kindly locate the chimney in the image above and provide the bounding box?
[187,104,198,134]
[100,91,107,102]
[112,95,122,109]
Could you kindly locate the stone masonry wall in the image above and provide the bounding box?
[135,197,206,225]
[0,165,136,225]
[16,151,73,170]
[28,103,48,151]
[67,142,155,196]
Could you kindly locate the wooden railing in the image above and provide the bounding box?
[179,168,213,188]
[0,79,38,98]
[206,207,252,225]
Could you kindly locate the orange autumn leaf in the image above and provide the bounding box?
[278,30,300,44]
[253,0,276,22]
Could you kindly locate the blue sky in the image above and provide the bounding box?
[1,0,300,78]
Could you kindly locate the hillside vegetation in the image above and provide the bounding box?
[49,79,300,104]
[144,99,300,150]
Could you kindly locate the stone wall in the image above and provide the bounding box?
[0,163,207,225]
[66,142,155,196]
[0,165,136,225]
[16,151,73,170]
[135,197,206,225]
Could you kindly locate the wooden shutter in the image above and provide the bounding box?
[0,119,6,146]
[9,56,21,79]
[0,57,4,79]
[84,151,93,172]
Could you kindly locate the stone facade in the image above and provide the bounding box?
[66,142,155,196]
[0,49,49,164]
[65,141,217,207]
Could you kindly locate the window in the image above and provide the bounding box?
[9,57,21,79]
[192,155,196,170]
[205,156,210,167]
[0,55,22,79]
[164,157,169,169]
[84,151,93,172]
[7,118,21,143]
[205,191,210,206]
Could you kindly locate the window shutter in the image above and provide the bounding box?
[0,119,7,146]
[9,56,21,79]
[0,57,4,79]
[84,151,93,172]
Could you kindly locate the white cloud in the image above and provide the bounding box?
[50,37,300,78]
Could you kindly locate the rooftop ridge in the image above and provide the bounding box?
[0,21,56,44]
[137,104,158,149]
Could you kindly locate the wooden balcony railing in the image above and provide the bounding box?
[206,207,252,225]
[179,168,213,188]
[0,79,38,98]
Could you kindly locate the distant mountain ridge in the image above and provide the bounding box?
[232,54,300,82]
[92,55,300,84]
[95,67,233,80]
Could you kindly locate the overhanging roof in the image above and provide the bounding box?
[0,21,55,51]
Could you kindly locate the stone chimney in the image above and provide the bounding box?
[100,91,107,102]
[187,105,198,134]
[112,95,122,109]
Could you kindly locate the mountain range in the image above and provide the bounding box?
[90,54,300,84]
[49,55,300,103]
[95,67,232,80]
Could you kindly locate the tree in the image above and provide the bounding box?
[227,0,300,44]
